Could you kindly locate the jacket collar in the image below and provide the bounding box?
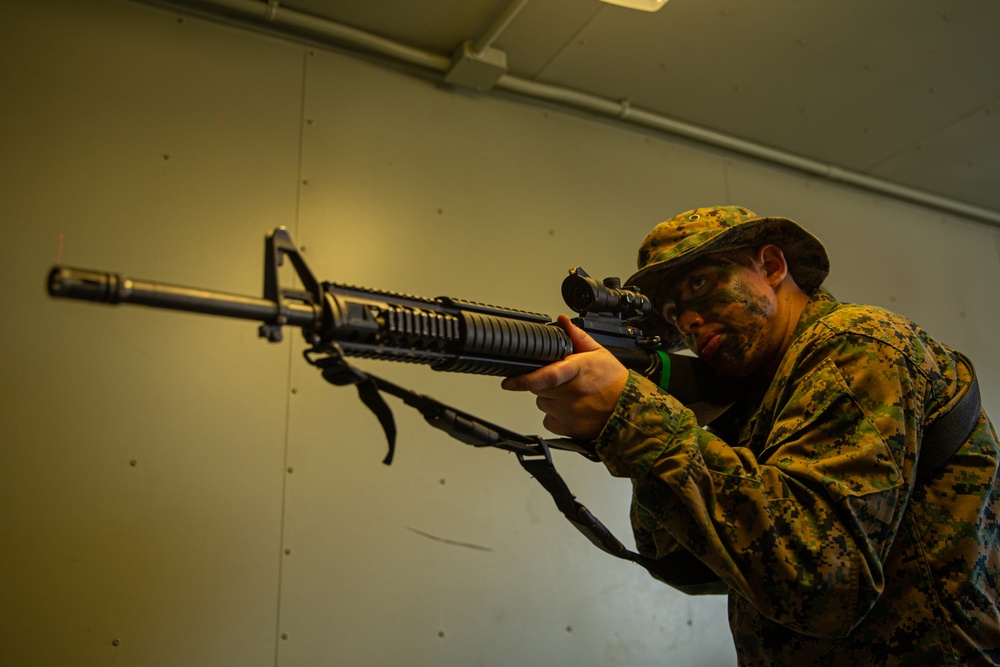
[790,287,839,343]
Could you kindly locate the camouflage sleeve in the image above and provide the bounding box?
[595,332,918,638]
[631,499,730,595]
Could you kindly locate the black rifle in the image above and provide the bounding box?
[46,226,739,573]
[47,228,734,445]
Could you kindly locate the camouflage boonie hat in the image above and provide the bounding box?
[626,205,829,349]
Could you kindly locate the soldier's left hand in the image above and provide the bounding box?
[501,314,628,440]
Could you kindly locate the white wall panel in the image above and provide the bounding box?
[0,0,303,665]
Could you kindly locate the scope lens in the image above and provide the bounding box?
[567,286,594,310]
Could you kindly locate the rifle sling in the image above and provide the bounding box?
[307,345,982,583]
[306,345,664,571]
[311,350,398,464]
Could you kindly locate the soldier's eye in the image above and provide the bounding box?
[688,275,709,296]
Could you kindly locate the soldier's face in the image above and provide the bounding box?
[658,252,782,377]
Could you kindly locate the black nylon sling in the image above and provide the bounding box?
[308,344,982,581]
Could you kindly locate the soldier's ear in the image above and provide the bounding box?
[757,245,788,287]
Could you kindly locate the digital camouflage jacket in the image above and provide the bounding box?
[595,288,1000,665]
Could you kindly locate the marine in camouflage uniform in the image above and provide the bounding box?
[506,206,1000,665]
[609,207,999,664]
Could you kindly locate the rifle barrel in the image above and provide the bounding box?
[47,266,318,327]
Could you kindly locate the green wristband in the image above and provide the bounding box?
[655,349,671,391]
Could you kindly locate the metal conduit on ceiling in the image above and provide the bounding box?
[141,0,1000,228]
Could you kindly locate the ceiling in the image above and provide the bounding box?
[157,0,1000,225]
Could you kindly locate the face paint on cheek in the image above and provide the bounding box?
[681,284,760,316]
[715,278,776,364]
[685,275,773,365]
[729,277,773,317]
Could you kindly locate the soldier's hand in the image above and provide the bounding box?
[500,314,628,440]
